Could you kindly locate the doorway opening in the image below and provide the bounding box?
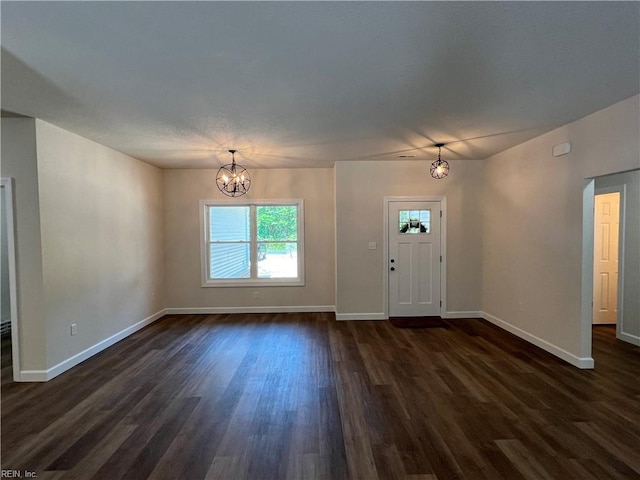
[592,191,621,355]
[582,171,639,369]
[592,192,620,326]
[1,178,20,382]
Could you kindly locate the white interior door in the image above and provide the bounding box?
[593,192,620,324]
[388,201,441,317]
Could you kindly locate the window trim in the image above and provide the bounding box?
[200,199,305,287]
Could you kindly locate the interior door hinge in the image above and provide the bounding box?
[440,255,442,262]
[440,300,442,307]
[440,210,443,218]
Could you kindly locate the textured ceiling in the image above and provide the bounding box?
[2,2,639,168]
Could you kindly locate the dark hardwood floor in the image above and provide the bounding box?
[1,332,12,387]
[1,315,639,479]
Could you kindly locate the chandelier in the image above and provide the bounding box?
[430,143,449,179]
[216,149,251,197]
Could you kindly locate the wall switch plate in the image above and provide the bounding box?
[368,242,377,250]
[70,324,78,336]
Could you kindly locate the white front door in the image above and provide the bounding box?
[388,201,441,317]
[593,192,620,324]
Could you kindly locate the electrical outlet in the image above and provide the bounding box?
[70,323,78,336]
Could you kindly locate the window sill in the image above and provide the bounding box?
[201,278,305,288]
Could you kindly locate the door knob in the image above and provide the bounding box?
[390,259,395,263]
[390,267,395,271]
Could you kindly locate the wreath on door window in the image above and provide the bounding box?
[400,220,428,233]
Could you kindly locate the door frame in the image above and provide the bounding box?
[1,177,21,381]
[582,179,631,367]
[383,196,447,319]
[592,188,623,328]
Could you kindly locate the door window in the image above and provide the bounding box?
[398,209,430,234]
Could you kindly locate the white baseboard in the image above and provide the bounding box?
[20,309,167,382]
[444,311,483,319]
[165,305,335,315]
[18,370,50,382]
[481,311,594,369]
[335,311,483,321]
[335,312,387,321]
[618,330,640,346]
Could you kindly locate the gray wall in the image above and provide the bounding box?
[35,120,166,370]
[1,117,165,378]
[335,159,484,317]
[0,117,47,371]
[163,167,335,310]
[483,95,640,365]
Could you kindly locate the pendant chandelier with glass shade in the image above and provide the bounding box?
[430,143,449,179]
[216,149,251,197]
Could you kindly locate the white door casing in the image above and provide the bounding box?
[1,178,21,381]
[593,192,620,324]
[388,200,441,317]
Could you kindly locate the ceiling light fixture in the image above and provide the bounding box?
[430,143,449,179]
[216,149,251,197]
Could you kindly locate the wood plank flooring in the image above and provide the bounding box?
[1,315,639,479]
[1,333,12,387]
